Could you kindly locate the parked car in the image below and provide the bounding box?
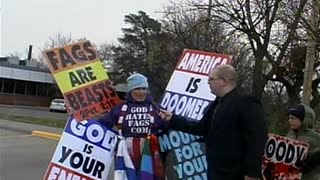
[49,98,66,112]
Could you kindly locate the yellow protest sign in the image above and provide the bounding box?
[43,41,120,120]
[53,60,108,93]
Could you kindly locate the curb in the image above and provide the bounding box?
[32,131,61,141]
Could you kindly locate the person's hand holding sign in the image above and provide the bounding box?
[159,109,172,121]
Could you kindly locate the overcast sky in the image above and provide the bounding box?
[1,0,168,58]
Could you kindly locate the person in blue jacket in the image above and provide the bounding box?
[98,73,167,179]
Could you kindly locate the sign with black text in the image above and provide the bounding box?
[159,49,232,179]
[43,116,118,180]
[43,41,120,120]
[262,134,309,180]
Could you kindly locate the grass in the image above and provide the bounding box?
[0,113,67,129]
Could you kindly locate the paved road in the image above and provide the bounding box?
[0,107,114,180]
[0,126,58,180]
[0,104,68,120]
[0,106,67,179]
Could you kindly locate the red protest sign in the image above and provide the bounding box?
[262,134,309,180]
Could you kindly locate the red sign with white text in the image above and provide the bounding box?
[262,134,309,180]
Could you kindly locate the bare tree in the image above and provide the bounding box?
[38,33,87,68]
[42,33,73,49]
[207,0,310,101]
[161,0,256,90]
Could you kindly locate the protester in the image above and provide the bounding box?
[287,104,320,180]
[98,73,166,180]
[159,64,268,180]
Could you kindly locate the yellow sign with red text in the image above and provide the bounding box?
[43,41,120,120]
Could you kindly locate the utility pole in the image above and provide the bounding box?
[302,0,319,105]
[205,0,212,49]
[207,0,212,18]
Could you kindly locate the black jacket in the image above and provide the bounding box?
[169,88,268,179]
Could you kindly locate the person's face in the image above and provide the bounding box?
[130,87,148,102]
[207,70,225,97]
[288,114,302,130]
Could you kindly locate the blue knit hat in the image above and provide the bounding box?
[126,73,148,92]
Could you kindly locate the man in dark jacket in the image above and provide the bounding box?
[159,64,268,180]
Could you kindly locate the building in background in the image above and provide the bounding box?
[0,57,61,106]
[0,54,127,107]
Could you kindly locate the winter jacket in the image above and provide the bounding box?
[169,88,268,179]
[286,104,320,180]
[97,93,167,178]
[98,94,167,138]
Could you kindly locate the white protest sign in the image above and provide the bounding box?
[43,117,118,180]
[159,49,232,179]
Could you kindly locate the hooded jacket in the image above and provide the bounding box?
[286,104,320,180]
